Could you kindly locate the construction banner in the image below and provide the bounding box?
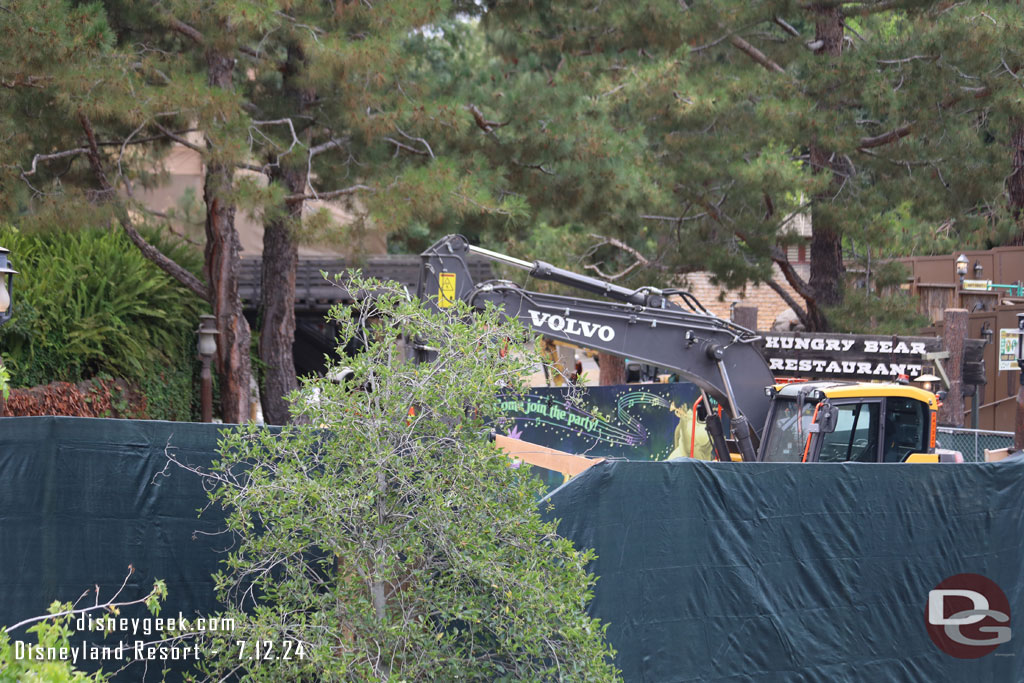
[544,457,1024,682]
[497,383,722,462]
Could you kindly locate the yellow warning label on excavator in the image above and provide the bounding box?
[438,272,456,308]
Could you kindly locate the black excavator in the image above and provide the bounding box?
[416,234,945,464]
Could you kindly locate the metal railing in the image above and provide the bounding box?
[936,426,1014,462]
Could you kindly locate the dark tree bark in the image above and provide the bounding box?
[204,48,252,424]
[1008,118,1024,245]
[598,352,626,385]
[938,309,967,427]
[259,44,313,425]
[260,165,304,424]
[803,4,847,332]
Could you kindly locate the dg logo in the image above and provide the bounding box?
[926,573,1011,659]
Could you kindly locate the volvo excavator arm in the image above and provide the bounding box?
[417,235,776,462]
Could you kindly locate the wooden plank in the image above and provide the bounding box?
[494,435,603,478]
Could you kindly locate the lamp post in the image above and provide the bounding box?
[1015,312,1024,452]
[955,253,968,289]
[197,315,219,423]
[967,324,995,429]
[0,247,17,326]
[0,247,16,418]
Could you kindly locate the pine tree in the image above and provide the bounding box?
[437,1,1022,332]
[2,0,526,422]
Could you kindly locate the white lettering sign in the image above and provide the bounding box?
[763,335,927,355]
[527,310,615,342]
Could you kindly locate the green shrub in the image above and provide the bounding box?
[0,225,205,420]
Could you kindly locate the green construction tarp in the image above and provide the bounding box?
[543,458,1024,682]
[3,416,1023,681]
[0,417,230,637]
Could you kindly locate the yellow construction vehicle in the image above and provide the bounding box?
[758,381,943,463]
[418,235,948,463]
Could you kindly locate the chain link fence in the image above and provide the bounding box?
[936,427,1015,462]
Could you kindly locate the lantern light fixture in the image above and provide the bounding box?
[914,373,941,393]
[955,253,969,284]
[0,247,18,325]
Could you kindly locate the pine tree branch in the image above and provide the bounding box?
[940,86,992,109]
[166,16,204,45]
[18,130,199,178]
[858,123,912,150]
[876,55,935,65]
[286,184,373,201]
[769,244,817,305]
[273,11,325,37]
[765,277,812,329]
[466,104,509,134]
[843,0,906,16]
[729,35,785,73]
[512,159,555,175]
[840,19,868,42]
[249,118,302,170]
[582,234,668,281]
[1,75,48,89]
[153,121,204,152]
[236,162,269,173]
[396,127,434,159]
[78,112,210,302]
[309,137,348,156]
[384,137,429,156]
[774,17,801,37]
[20,148,88,176]
[800,0,901,13]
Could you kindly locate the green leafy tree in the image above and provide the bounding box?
[179,277,618,681]
[1,572,166,683]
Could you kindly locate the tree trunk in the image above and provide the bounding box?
[804,5,846,332]
[260,169,302,424]
[204,48,252,424]
[598,352,626,385]
[938,309,967,427]
[259,44,312,425]
[1008,118,1024,245]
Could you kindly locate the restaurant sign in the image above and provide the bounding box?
[757,333,940,380]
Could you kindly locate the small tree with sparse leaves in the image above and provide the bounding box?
[0,571,166,682]
[188,276,619,681]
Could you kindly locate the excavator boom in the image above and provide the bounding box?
[418,235,777,460]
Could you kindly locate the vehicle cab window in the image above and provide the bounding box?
[817,402,880,463]
[883,397,928,462]
[761,399,817,462]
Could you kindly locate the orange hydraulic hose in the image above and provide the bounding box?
[801,403,822,463]
[690,396,703,458]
